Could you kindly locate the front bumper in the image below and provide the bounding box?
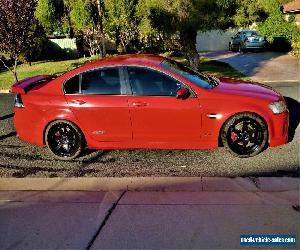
[268,111,289,147]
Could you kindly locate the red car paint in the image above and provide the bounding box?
[12,54,288,152]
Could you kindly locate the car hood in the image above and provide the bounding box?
[211,77,282,102]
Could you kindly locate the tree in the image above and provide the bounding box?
[233,0,266,28]
[0,0,37,82]
[105,0,139,53]
[257,0,297,43]
[142,0,234,69]
[234,0,297,43]
[67,0,106,56]
[36,0,74,37]
[136,0,171,51]
[35,0,56,34]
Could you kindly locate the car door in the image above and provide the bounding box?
[64,66,132,142]
[126,66,202,142]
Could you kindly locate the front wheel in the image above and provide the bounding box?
[221,113,268,157]
[45,120,84,160]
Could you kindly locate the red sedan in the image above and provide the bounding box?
[11,54,289,160]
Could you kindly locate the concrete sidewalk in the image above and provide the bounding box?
[0,177,299,249]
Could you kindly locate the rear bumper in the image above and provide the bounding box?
[14,108,45,146]
[269,111,289,147]
[244,42,266,49]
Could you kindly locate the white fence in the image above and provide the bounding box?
[196,28,239,51]
[49,38,78,58]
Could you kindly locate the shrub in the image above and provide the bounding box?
[291,28,300,57]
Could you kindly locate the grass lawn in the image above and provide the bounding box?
[0,57,91,90]
[199,57,247,79]
[0,55,247,90]
[172,56,247,79]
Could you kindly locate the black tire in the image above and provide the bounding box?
[221,113,268,158]
[45,120,84,160]
[238,44,245,53]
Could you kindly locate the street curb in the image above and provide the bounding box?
[0,89,10,93]
[0,177,299,192]
[263,80,300,83]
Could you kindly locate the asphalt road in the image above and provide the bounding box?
[0,81,299,177]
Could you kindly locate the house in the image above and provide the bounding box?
[283,0,300,25]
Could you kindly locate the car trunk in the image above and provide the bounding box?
[11,75,56,94]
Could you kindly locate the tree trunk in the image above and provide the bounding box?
[0,58,16,82]
[180,29,199,70]
[96,0,106,57]
[115,28,120,51]
[0,56,18,82]
[101,35,106,57]
[13,57,18,82]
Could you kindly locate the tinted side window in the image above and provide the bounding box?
[81,68,121,95]
[128,67,181,96]
[64,75,79,94]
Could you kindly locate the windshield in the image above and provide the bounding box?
[161,59,218,89]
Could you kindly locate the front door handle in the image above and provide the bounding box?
[71,99,86,105]
[132,102,148,107]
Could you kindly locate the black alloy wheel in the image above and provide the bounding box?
[45,120,84,160]
[221,113,268,157]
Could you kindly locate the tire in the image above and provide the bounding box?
[45,120,85,160]
[238,44,244,53]
[221,113,268,158]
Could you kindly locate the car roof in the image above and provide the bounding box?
[83,54,165,68]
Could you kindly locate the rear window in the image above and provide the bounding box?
[81,68,121,95]
[244,31,257,37]
[64,67,122,95]
[64,75,79,94]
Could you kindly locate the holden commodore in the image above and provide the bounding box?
[11,54,289,160]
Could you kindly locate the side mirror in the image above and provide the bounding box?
[176,87,190,99]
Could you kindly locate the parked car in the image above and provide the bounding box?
[229,31,266,52]
[12,54,288,160]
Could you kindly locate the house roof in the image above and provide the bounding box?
[283,0,300,13]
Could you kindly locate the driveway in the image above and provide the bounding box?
[200,51,299,82]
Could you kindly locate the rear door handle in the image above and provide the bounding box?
[71,99,86,105]
[132,102,148,107]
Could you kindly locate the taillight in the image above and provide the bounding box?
[14,94,24,108]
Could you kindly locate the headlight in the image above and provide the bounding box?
[269,101,287,114]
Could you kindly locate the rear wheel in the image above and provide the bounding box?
[238,44,245,53]
[45,120,84,160]
[221,113,268,157]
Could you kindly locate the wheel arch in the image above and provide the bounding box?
[218,111,269,147]
[43,118,86,146]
